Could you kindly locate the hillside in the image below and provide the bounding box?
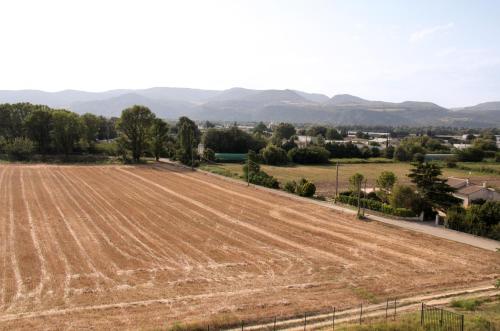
[0,87,499,127]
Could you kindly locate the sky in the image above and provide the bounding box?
[1,0,499,107]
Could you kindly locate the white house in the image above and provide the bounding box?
[448,177,500,207]
[295,135,318,148]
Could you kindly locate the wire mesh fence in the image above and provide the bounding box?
[199,298,400,331]
[183,300,479,331]
[421,303,464,331]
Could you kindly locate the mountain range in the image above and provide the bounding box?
[0,87,499,127]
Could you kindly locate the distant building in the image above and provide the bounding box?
[295,135,318,148]
[448,177,500,207]
[453,143,472,150]
[461,134,479,141]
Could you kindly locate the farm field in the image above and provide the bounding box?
[202,162,500,197]
[0,163,499,330]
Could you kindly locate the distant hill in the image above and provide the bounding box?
[0,87,499,127]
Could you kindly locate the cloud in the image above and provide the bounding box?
[410,23,454,42]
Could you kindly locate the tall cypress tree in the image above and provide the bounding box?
[408,162,460,211]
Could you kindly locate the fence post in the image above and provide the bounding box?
[207,325,209,331]
[304,312,307,331]
[421,303,424,326]
[386,299,389,321]
[359,303,363,324]
[461,314,464,331]
[332,307,335,331]
[393,298,397,321]
[274,316,276,331]
[440,308,443,327]
[241,320,244,331]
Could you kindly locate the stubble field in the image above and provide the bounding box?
[0,163,498,330]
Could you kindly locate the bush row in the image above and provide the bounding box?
[336,194,416,218]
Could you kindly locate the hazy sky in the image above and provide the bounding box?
[1,0,499,107]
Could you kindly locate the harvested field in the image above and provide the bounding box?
[201,162,500,197]
[0,163,498,330]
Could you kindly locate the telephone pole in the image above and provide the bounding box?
[357,180,362,218]
[190,134,194,170]
[362,179,367,216]
[335,162,339,202]
[247,150,250,186]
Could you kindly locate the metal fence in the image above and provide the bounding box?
[178,301,472,331]
[200,298,399,331]
[421,303,464,331]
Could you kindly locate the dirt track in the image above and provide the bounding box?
[0,163,498,330]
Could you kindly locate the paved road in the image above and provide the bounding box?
[159,159,500,252]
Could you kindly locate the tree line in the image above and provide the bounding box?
[1,103,498,165]
[0,103,198,164]
[0,103,117,160]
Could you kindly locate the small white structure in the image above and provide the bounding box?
[448,177,500,207]
[295,135,318,148]
[197,143,205,155]
[452,143,472,150]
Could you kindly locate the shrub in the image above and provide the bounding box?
[390,185,419,209]
[175,148,199,167]
[94,141,118,156]
[446,160,457,168]
[413,152,425,163]
[248,170,279,189]
[297,181,316,197]
[287,146,330,164]
[447,201,500,239]
[456,147,484,162]
[349,173,364,192]
[325,142,362,158]
[0,136,7,153]
[5,137,35,160]
[336,195,415,217]
[490,224,500,241]
[393,146,410,161]
[261,145,288,165]
[450,298,482,311]
[242,150,261,178]
[284,180,297,193]
[203,148,216,162]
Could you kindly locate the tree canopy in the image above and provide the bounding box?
[117,105,156,162]
[408,162,460,211]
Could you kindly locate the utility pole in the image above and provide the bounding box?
[362,179,367,216]
[335,162,339,202]
[247,150,250,187]
[357,179,362,218]
[190,133,194,170]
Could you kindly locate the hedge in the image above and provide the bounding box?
[336,195,416,218]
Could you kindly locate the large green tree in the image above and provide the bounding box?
[117,105,155,162]
[150,118,169,161]
[325,128,342,140]
[376,171,397,202]
[51,110,82,155]
[26,108,52,154]
[81,113,101,150]
[408,162,459,211]
[273,122,296,140]
[176,116,199,165]
[202,126,266,153]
